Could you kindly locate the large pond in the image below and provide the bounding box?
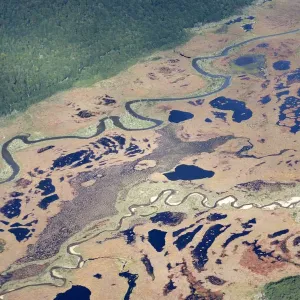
[273,60,291,71]
[163,164,215,181]
[168,110,194,123]
[209,96,252,123]
[55,285,91,300]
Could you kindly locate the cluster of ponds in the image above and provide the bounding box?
[51,135,146,171]
[225,16,255,32]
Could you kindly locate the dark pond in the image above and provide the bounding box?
[192,224,230,270]
[222,230,251,248]
[173,223,195,237]
[112,135,126,149]
[0,199,22,219]
[277,96,300,133]
[225,17,242,25]
[287,68,300,84]
[275,83,289,90]
[273,60,291,71]
[125,143,144,157]
[268,229,289,239]
[148,229,167,252]
[10,219,37,228]
[257,43,269,48]
[36,178,55,196]
[276,90,290,100]
[10,191,23,197]
[54,285,91,300]
[259,95,271,104]
[212,111,227,121]
[207,213,227,221]
[241,218,256,229]
[209,96,252,123]
[234,55,256,66]
[38,194,59,210]
[242,24,253,32]
[52,149,94,169]
[122,227,136,244]
[8,227,32,242]
[173,224,203,251]
[243,240,274,260]
[119,271,138,300]
[164,279,177,294]
[205,118,212,123]
[141,254,154,280]
[163,164,215,181]
[168,110,194,123]
[93,273,102,279]
[150,211,186,226]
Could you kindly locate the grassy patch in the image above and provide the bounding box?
[264,276,300,300]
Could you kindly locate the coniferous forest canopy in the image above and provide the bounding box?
[0,0,254,116]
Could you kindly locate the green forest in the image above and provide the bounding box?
[264,276,300,300]
[0,0,253,116]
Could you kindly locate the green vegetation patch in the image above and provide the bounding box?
[264,276,300,300]
[230,54,266,76]
[0,0,254,116]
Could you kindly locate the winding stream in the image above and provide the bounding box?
[0,27,300,296]
[1,27,300,184]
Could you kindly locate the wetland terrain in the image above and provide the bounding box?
[0,0,300,299]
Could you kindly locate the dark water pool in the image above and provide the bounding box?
[257,43,269,48]
[268,229,289,239]
[209,96,252,123]
[122,227,136,244]
[173,224,203,251]
[8,227,32,242]
[164,279,177,294]
[225,17,242,25]
[234,55,256,66]
[287,68,300,84]
[275,83,289,90]
[207,213,227,221]
[168,110,194,123]
[119,271,138,300]
[52,149,94,169]
[242,24,253,32]
[148,229,167,252]
[150,211,186,226]
[243,240,274,260]
[141,254,154,280]
[222,230,251,248]
[93,273,102,279]
[277,96,300,133]
[242,218,256,229]
[36,178,55,196]
[173,223,195,237]
[273,60,291,71]
[163,164,214,181]
[212,111,227,122]
[259,95,271,104]
[38,194,59,210]
[192,224,230,270]
[0,199,22,219]
[205,118,212,123]
[54,285,91,300]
